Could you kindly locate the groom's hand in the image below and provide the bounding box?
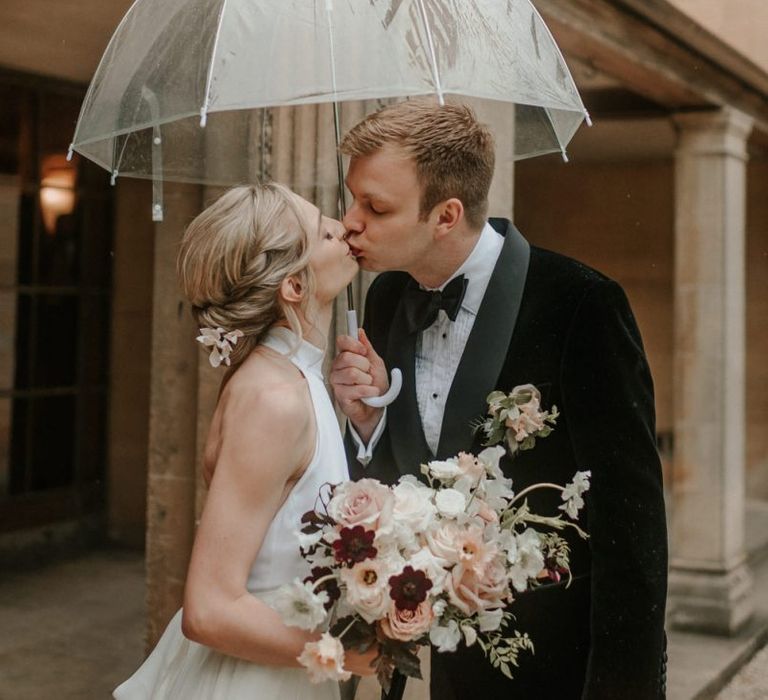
[331,329,388,442]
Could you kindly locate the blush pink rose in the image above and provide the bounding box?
[445,555,509,617]
[379,600,434,642]
[327,479,394,533]
[425,521,463,565]
[445,564,485,616]
[477,555,513,609]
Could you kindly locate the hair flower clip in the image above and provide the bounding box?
[196,327,244,368]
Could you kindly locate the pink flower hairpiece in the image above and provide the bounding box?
[196,327,244,368]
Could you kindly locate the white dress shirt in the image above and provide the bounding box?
[350,222,504,462]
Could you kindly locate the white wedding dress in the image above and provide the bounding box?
[114,327,348,700]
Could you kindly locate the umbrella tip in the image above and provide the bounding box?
[585,111,593,127]
[66,146,74,161]
[110,170,119,186]
[200,108,208,128]
[560,148,570,164]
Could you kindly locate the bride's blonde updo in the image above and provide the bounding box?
[177,183,315,367]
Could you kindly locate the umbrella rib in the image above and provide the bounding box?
[68,0,144,163]
[528,2,591,127]
[415,0,444,106]
[200,0,230,127]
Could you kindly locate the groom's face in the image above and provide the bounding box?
[343,145,434,274]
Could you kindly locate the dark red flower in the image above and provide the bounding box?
[388,566,433,611]
[332,526,377,567]
[303,566,340,610]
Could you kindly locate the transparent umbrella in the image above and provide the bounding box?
[68,0,590,405]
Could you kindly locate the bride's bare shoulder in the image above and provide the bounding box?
[225,349,309,406]
[202,349,314,483]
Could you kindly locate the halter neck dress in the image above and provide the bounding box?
[113,327,348,700]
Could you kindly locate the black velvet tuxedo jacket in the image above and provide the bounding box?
[344,219,668,699]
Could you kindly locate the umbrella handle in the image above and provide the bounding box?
[346,310,402,408]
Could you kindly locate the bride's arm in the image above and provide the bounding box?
[182,380,316,666]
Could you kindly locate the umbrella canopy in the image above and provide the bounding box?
[69,0,589,188]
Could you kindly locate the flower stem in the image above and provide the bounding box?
[508,482,564,507]
[337,616,358,639]
[311,573,338,591]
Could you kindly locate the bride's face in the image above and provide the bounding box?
[294,195,358,305]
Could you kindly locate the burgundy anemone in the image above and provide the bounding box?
[388,566,433,611]
[332,526,377,567]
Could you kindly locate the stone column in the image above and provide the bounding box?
[668,108,754,634]
[468,99,515,221]
[145,183,203,649]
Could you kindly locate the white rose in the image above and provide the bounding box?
[435,488,467,518]
[392,477,437,534]
[425,458,462,482]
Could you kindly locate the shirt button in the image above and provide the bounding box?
[442,333,447,339]
[432,393,438,399]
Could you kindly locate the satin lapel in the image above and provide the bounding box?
[436,221,531,459]
[385,292,434,476]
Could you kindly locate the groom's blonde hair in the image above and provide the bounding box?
[341,99,495,230]
[177,183,315,367]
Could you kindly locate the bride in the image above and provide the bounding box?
[114,183,377,698]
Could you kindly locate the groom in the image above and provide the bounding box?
[331,100,668,699]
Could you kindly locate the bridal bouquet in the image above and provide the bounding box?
[273,387,590,690]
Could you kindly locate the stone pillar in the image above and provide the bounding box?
[145,183,203,649]
[668,108,754,634]
[468,99,515,221]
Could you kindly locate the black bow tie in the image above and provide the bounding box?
[403,274,468,334]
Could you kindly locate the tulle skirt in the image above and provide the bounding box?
[113,609,340,700]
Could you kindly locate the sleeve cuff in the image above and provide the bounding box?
[347,410,387,466]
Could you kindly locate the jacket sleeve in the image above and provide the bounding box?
[560,279,668,699]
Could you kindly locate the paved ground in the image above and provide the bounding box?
[0,527,766,700]
[0,548,145,700]
[717,643,768,700]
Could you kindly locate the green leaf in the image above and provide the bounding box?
[389,644,423,680]
[332,616,377,652]
[375,654,396,694]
